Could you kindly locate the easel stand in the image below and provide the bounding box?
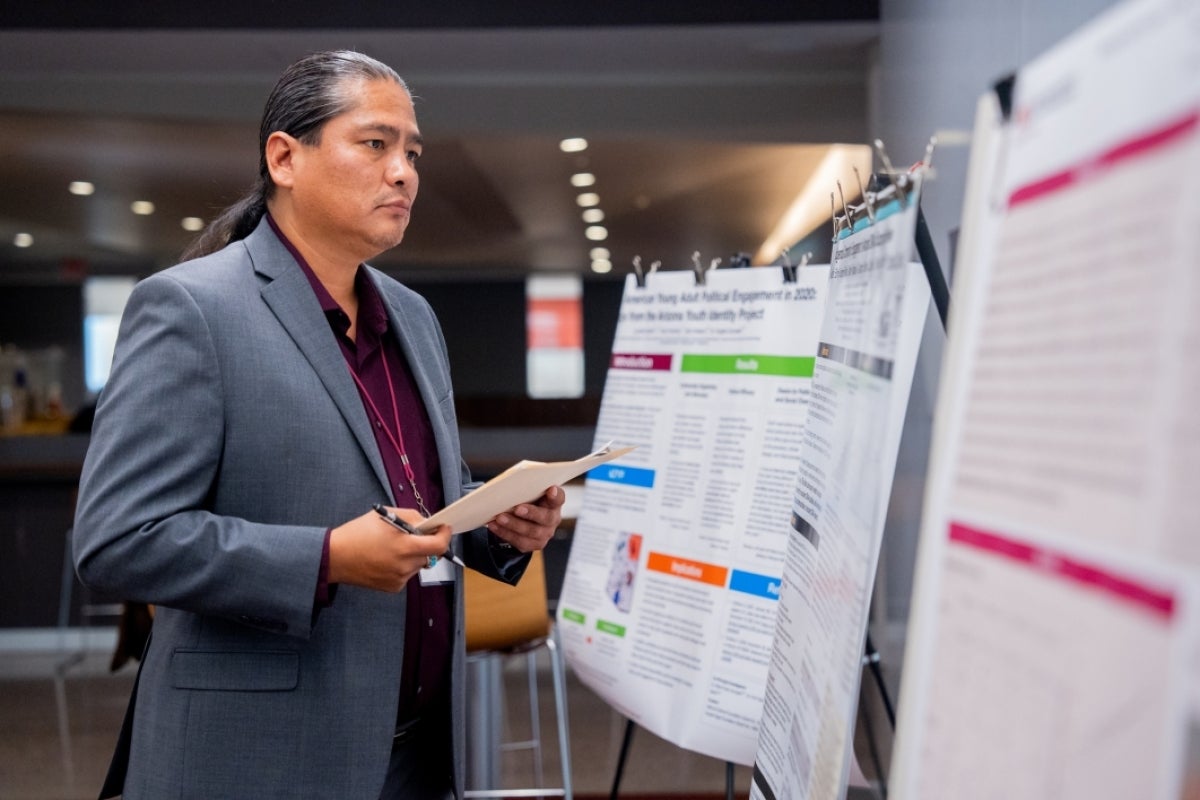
[608,719,738,800]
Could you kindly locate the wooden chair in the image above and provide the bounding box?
[463,550,573,799]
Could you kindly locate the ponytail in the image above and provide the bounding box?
[179,179,268,261]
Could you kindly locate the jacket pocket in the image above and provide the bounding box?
[170,649,299,691]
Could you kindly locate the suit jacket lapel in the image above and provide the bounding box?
[369,269,462,504]
[245,222,393,500]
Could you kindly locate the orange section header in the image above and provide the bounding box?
[646,552,728,587]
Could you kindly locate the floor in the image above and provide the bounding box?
[0,636,885,800]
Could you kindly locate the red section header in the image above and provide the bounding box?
[1008,110,1198,208]
[949,522,1176,620]
[610,353,672,371]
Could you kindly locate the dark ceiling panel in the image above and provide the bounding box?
[1,2,879,30]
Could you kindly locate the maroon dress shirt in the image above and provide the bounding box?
[267,215,453,726]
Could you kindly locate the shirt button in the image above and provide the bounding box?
[428,618,434,627]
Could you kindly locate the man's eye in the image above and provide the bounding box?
[408,150,422,163]
[366,140,385,150]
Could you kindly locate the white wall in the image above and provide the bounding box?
[870,0,1123,639]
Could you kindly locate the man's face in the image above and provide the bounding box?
[288,77,422,263]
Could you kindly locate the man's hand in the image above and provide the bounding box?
[486,485,565,552]
[328,507,452,592]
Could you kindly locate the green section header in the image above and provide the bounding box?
[680,354,814,377]
[561,609,586,625]
[596,620,627,637]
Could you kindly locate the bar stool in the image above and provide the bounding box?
[463,550,573,800]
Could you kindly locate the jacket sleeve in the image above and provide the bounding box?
[73,272,326,639]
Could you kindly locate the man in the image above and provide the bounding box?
[73,50,563,799]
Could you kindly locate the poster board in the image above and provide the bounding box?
[890,0,1200,797]
[749,177,931,800]
[557,265,829,764]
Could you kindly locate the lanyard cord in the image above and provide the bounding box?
[347,356,430,517]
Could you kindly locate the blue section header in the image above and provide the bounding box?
[729,570,782,600]
[587,463,655,488]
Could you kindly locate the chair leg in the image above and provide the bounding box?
[547,629,573,800]
[526,649,545,789]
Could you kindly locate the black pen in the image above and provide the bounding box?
[371,503,465,568]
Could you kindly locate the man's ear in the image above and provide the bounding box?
[265,131,300,190]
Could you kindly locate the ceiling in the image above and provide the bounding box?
[0,6,878,281]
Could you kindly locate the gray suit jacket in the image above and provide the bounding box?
[74,218,526,799]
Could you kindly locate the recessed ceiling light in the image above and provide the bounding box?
[591,259,613,274]
[589,247,610,260]
[559,138,588,153]
[181,217,205,232]
[68,181,95,196]
[582,208,605,224]
[585,226,608,241]
[13,232,33,248]
[576,192,600,208]
[570,172,595,188]
[131,200,155,215]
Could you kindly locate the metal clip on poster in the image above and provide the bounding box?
[630,256,660,289]
[689,251,719,286]
[779,249,812,284]
[827,136,951,332]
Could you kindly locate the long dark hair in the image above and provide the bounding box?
[181,50,408,261]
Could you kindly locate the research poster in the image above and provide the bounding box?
[557,265,829,765]
[889,0,1200,798]
[749,182,931,800]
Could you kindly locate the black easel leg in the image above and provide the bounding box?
[726,761,735,800]
[609,718,636,800]
[863,632,896,728]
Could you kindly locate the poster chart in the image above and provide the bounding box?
[749,178,932,800]
[557,265,830,765]
[889,0,1200,798]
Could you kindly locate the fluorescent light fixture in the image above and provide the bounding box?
[559,138,588,153]
[131,200,155,215]
[69,181,95,196]
[582,208,605,223]
[591,259,613,274]
[754,144,872,265]
[585,226,608,241]
[589,247,610,260]
[575,192,599,207]
[13,232,33,248]
[181,217,205,232]
[570,172,595,187]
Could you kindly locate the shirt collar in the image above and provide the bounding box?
[265,213,390,342]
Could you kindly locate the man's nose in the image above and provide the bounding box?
[386,154,413,185]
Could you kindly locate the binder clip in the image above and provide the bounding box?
[853,166,875,224]
[728,252,751,269]
[873,138,909,207]
[633,256,659,288]
[837,180,854,233]
[830,192,843,242]
[691,251,715,286]
[780,249,797,283]
[782,251,811,283]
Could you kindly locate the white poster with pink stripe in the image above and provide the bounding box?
[890,0,1200,798]
[557,264,829,764]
